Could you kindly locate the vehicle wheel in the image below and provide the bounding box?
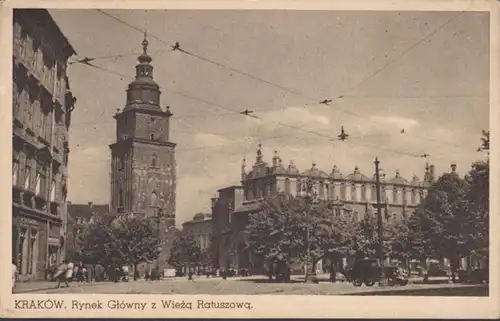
[365,280,375,286]
[353,279,362,287]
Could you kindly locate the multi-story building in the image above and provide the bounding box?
[12,9,76,281]
[66,202,109,262]
[109,34,176,272]
[213,145,435,273]
[182,213,213,251]
[210,185,245,270]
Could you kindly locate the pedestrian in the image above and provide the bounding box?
[66,261,74,282]
[12,261,18,291]
[188,267,195,282]
[54,261,70,288]
[329,262,337,283]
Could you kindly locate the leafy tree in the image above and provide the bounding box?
[420,171,471,282]
[109,214,161,269]
[407,209,435,262]
[464,159,489,264]
[480,130,490,152]
[77,214,115,265]
[245,194,339,282]
[352,210,379,259]
[168,230,204,269]
[77,213,160,270]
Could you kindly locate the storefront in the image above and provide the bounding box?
[12,206,64,281]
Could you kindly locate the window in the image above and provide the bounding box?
[150,134,155,140]
[35,165,46,197]
[19,227,27,275]
[152,154,157,167]
[24,158,32,190]
[28,229,38,275]
[150,191,157,207]
[50,180,56,202]
[19,31,27,60]
[119,188,124,209]
[13,83,20,118]
[13,160,19,186]
[35,173,41,195]
[392,213,397,220]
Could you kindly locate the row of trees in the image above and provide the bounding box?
[244,131,489,282]
[75,214,162,271]
[76,211,213,273]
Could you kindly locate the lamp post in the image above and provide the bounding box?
[303,189,316,284]
[374,157,387,287]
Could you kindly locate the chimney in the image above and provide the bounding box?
[88,201,93,208]
[210,196,218,209]
[451,163,457,173]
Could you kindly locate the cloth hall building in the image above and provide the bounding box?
[212,145,435,273]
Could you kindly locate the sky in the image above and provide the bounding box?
[47,9,490,226]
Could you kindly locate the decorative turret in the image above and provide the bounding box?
[124,33,161,111]
[287,160,299,175]
[424,163,435,184]
[256,144,263,164]
[330,164,342,179]
[272,150,280,167]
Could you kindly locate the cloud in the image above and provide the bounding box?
[369,115,421,129]
[244,106,331,139]
[192,133,228,147]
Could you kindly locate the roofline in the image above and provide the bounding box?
[217,185,243,192]
[182,218,212,225]
[15,9,77,56]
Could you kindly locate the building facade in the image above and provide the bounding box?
[109,34,176,271]
[213,145,435,273]
[210,185,245,269]
[12,9,76,281]
[182,213,213,251]
[66,202,109,262]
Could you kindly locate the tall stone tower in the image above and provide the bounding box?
[109,34,176,248]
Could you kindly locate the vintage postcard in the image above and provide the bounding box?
[0,0,498,318]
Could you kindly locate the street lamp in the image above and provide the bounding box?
[374,157,387,287]
[303,191,317,284]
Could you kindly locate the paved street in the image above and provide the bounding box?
[13,276,488,296]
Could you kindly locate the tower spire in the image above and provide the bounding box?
[142,32,149,55]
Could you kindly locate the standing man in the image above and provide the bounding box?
[12,261,18,291]
[66,261,74,282]
[54,261,70,288]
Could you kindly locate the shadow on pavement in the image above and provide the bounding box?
[235,278,305,284]
[343,285,489,296]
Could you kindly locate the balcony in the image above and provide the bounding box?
[50,201,60,216]
[34,194,47,211]
[22,190,35,208]
[12,186,23,204]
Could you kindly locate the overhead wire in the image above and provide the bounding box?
[85,8,478,160]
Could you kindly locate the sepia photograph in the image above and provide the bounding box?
[7,3,493,303]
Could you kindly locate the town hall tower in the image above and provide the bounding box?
[109,34,176,233]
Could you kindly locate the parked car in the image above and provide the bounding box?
[467,268,489,284]
[348,258,381,286]
[347,259,409,287]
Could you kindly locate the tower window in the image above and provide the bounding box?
[152,154,158,167]
[151,191,157,207]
